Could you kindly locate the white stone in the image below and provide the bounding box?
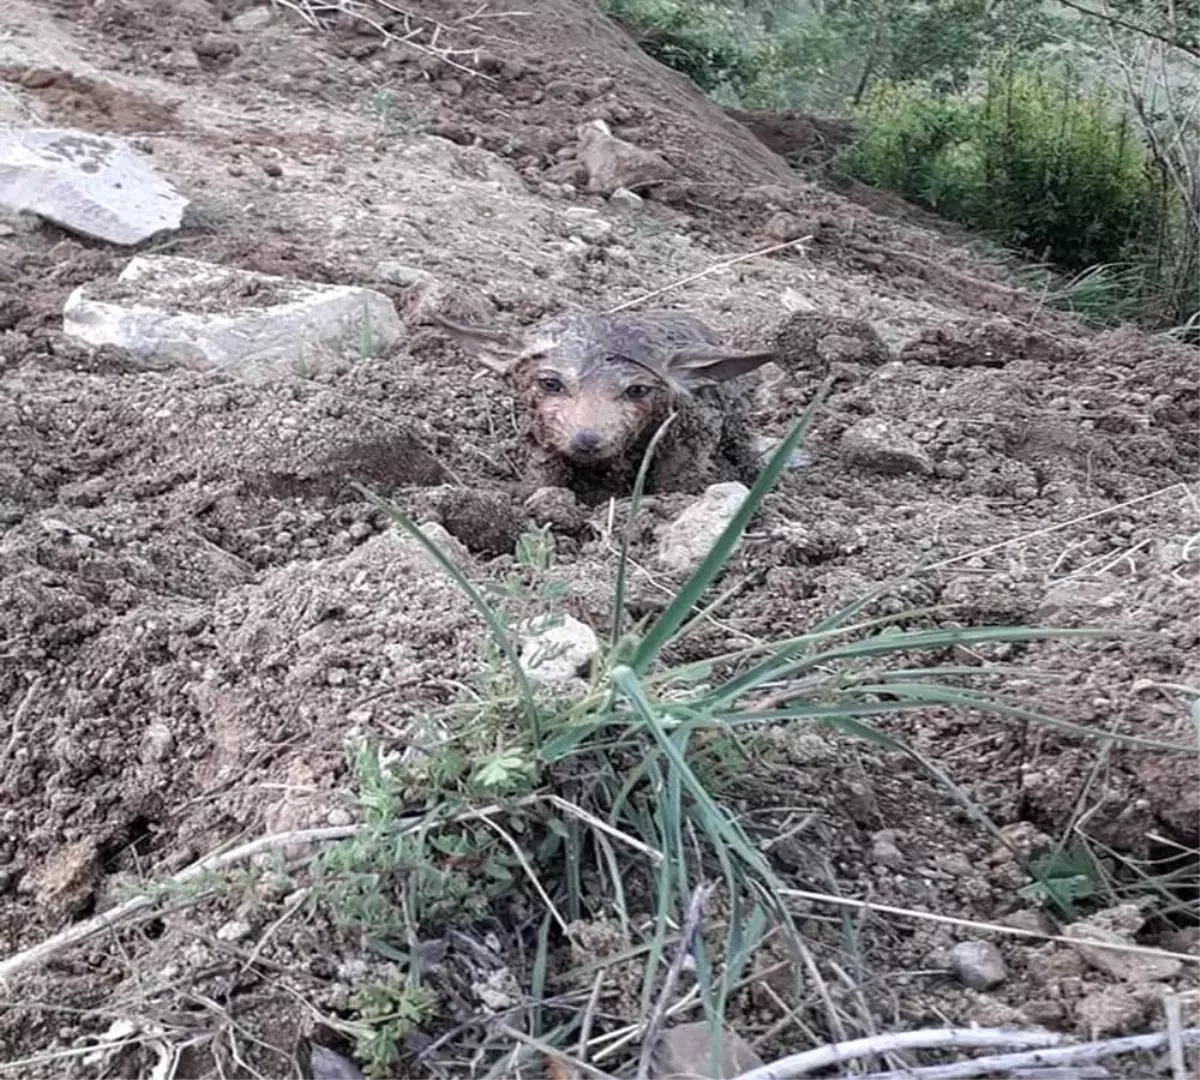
[0,128,187,245]
[950,940,1007,990]
[63,255,404,382]
[216,919,251,942]
[230,6,273,31]
[519,614,598,684]
[1064,922,1183,983]
[608,186,643,211]
[657,482,750,574]
[840,417,933,476]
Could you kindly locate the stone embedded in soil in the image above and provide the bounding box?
[62,255,403,381]
[950,940,1008,990]
[1075,986,1154,1037]
[577,119,675,196]
[750,435,811,471]
[1063,922,1183,983]
[608,186,643,211]
[230,5,273,31]
[562,206,614,242]
[216,919,252,942]
[0,128,188,245]
[657,482,750,574]
[525,485,586,532]
[519,613,598,684]
[649,1021,764,1079]
[840,417,933,476]
[870,829,907,870]
[1037,579,1125,623]
[309,1044,365,1080]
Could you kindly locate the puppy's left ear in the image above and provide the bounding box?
[427,312,523,376]
[665,346,776,390]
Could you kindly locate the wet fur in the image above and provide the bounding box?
[434,308,770,505]
[508,311,763,504]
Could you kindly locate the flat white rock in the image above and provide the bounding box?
[657,482,750,574]
[0,128,187,245]
[63,255,404,382]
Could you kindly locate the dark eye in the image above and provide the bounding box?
[537,375,565,394]
[624,384,654,400]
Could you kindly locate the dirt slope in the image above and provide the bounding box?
[0,0,1197,1076]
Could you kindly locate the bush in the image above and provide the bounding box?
[603,0,754,92]
[842,64,1162,272]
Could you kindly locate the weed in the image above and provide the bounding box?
[299,386,1193,1074]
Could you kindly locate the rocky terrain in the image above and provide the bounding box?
[0,0,1197,1076]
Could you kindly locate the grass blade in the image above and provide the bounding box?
[612,413,676,647]
[633,378,831,674]
[354,483,541,738]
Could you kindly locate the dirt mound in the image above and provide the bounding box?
[1,0,1197,1075]
[725,106,857,165]
[0,65,181,132]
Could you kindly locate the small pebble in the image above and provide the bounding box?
[950,939,1007,990]
[216,919,252,943]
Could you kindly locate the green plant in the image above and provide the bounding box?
[843,63,1162,272]
[347,980,438,1078]
[310,387,1192,1074]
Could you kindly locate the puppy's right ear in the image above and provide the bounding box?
[427,312,522,376]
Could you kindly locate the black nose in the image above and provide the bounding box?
[571,429,601,453]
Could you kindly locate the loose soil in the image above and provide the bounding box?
[1,0,1197,1077]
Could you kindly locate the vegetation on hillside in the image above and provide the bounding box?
[604,0,1200,334]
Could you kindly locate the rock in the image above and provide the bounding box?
[749,435,811,471]
[525,486,586,532]
[216,919,252,942]
[230,5,273,31]
[649,1022,763,1079]
[519,614,598,684]
[950,940,1008,990]
[1075,986,1152,1036]
[405,521,470,566]
[310,1045,365,1080]
[1064,921,1183,983]
[63,255,403,382]
[608,186,643,211]
[840,418,933,476]
[577,119,674,196]
[870,829,906,870]
[1037,579,1125,623]
[400,275,496,327]
[561,207,614,243]
[0,128,188,245]
[373,261,432,287]
[141,721,174,763]
[657,482,749,574]
[764,211,805,241]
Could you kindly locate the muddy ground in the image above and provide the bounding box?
[1,0,1198,1076]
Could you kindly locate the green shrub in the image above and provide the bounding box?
[603,0,753,91]
[843,64,1162,272]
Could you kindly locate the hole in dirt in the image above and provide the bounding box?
[142,917,166,941]
[101,815,159,871]
[1140,829,1200,933]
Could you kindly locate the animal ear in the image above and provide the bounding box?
[427,312,523,375]
[666,346,776,389]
